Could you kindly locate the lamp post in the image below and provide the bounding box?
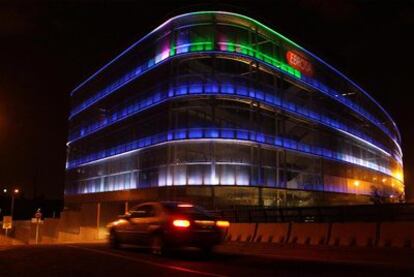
[2,188,19,237]
[2,188,20,218]
[11,188,19,218]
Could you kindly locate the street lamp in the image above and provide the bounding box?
[2,187,20,218]
[11,188,20,218]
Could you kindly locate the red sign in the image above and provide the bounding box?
[286,51,313,76]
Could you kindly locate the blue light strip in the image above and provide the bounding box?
[68,82,397,165]
[69,55,170,118]
[66,127,394,181]
[68,48,401,158]
[69,11,401,144]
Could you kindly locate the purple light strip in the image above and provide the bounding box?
[66,128,396,182]
[67,82,396,164]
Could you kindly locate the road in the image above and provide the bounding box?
[0,243,413,276]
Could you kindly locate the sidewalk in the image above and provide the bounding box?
[0,234,25,249]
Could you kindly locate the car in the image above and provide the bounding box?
[106,201,230,255]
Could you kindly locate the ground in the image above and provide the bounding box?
[0,243,413,276]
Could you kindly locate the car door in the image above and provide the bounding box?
[139,204,163,245]
[120,205,150,244]
[127,204,156,245]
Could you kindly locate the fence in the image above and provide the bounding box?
[215,203,414,223]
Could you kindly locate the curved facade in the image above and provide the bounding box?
[65,11,404,206]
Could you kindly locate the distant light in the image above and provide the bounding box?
[341,92,356,97]
[13,188,19,194]
[216,221,230,228]
[172,219,190,228]
[3,188,7,193]
[354,181,360,187]
[177,203,193,208]
[382,178,387,183]
[394,171,404,182]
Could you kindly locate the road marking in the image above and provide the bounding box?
[67,245,227,277]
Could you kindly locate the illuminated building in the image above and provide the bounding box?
[65,11,404,208]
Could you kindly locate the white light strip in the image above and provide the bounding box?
[67,138,399,182]
[337,129,391,157]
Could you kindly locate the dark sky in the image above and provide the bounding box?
[0,0,413,201]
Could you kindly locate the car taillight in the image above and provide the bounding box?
[172,219,191,228]
[216,220,230,228]
[177,203,193,208]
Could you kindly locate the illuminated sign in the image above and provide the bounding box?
[286,51,313,76]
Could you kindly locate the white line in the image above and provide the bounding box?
[67,245,227,277]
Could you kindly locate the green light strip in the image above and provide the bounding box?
[166,40,301,79]
[219,42,301,78]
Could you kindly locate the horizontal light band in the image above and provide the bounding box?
[66,128,398,182]
[67,82,396,165]
[69,11,400,143]
[68,157,403,195]
[69,44,400,156]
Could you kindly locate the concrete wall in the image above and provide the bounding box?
[288,223,330,245]
[329,223,377,247]
[379,222,414,247]
[254,223,290,243]
[225,222,414,249]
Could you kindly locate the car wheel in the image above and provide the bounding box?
[150,234,165,255]
[109,230,120,249]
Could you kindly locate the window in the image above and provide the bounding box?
[130,204,155,218]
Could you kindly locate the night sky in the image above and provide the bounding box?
[0,1,413,201]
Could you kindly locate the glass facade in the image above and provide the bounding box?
[66,11,404,205]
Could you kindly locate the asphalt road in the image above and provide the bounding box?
[0,243,413,277]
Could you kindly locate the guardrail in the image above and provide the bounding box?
[225,221,414,248]
[214,203,414,223]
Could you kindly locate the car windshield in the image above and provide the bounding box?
[162,203,212,217]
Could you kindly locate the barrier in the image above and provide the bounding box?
[58,210,81,234]
[329,223,377,247]
[226,223,257,242]
[379,222,414,248]
[79,227,99,241]
[254,223,290,243]
[41,219,60,239]
[11,221,30,243]
[58,231,81,242]
[289,223,330,245]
